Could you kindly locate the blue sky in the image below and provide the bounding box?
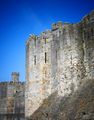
[0,0,94,81]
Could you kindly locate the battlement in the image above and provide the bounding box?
[41,30,51,35]
[0,82,7,86]
[26,10,94,47]
[81,10,94,25]
[26,34,38,46]
[29,34,37,40]
[52,21,63,30]
[40,30,51,39]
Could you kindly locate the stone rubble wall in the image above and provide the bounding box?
[25,10,94,118]
[0,81,25,119]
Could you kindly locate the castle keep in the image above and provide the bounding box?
[25,11,94,118]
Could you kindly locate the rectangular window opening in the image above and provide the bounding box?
[34,55,36,65]
[34,39,36,47]
[45,52,47,63]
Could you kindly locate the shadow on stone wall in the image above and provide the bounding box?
[26,79,94,120]
[0,113,25,120]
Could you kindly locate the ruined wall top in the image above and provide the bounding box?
[52,21,63,30]
[26,10,94,45]
[26,34,37,45]
[80,10,94,25]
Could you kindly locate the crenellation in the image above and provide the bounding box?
[52,21,63,31]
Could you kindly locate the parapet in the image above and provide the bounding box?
[26,34,37,45]
[40,30,51,39]
[29,34,37,40]
[52,21,63,30]
[81,10,94,25]
[90,10,94,23]
[41,30,51,35]
[0,82,7,85]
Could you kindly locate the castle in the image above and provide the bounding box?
[25,10,94,119]
[0,72,25,120]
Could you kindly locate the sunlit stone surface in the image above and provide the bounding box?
[25,11,94,119]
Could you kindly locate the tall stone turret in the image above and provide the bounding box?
[25,10,94,119]
[11,72,19,83]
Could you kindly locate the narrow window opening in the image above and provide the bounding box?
[45,38,46,44]
[82,112,86,115]
[34,55,36,65]
[91,28,94,36]
[45,52,47,63]
[56,50,57,60]
[34,39,36,47]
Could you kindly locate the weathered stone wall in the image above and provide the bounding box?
[0,73,25,120]
[57,23,86,96]
[25,10,94,119]
[25,31,53,116]
[14,82,25,114]
[80,11,94,79]
[0,82,7,114]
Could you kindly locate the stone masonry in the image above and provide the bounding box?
[0,72,25,120]
[25,10,94,119]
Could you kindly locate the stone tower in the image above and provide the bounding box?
[25,10,94,118]
[11,72,19,82]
